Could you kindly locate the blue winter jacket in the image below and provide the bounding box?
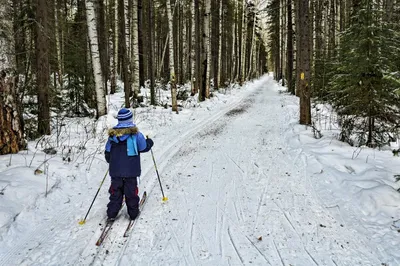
[105,127,153,178]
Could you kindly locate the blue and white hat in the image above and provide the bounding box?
[114,108,135,128]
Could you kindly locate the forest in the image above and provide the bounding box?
[0,0,399,155]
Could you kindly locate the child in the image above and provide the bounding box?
[104,108,153,222]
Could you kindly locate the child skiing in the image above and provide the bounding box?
[104,108,153,222]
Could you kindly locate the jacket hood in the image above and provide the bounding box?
[108,126,138,137]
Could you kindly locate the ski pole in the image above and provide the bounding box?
[79,169,109,225]
[150,148,168,202]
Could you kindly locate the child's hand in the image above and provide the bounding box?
[146,130,154,139]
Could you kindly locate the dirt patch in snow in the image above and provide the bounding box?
[198,122,226,137]
[225,105,250,117]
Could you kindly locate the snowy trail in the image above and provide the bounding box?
[0,80,256,266]
[112,79,383,265]
[0,77,389,265]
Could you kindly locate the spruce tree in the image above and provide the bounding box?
[329,0,400,146]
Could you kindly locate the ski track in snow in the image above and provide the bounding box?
[118,79,385,265]
[0,77,390,265]
[0,80,255,266]
[76,85,257,266]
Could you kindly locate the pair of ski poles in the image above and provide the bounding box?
[79,148,167,225]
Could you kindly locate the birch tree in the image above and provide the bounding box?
[85,0,107,117]
[167,0,178,112]
[131,0,140,100]
[0,0,24,154]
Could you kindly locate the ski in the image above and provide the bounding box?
[95,219,114,246]
[95,191,147,245]
[123,191,147,237]
[95,201,126,246]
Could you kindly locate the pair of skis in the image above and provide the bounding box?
[95,191,147,246]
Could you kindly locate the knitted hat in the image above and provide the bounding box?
[114,108,135,129]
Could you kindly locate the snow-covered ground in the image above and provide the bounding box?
[0,75,399,266]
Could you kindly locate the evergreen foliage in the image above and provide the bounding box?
[328,0,400,147]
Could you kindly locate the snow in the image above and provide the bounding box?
[0,75,399,265]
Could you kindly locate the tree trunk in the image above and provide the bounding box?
[328,0,336,58]
[131,0,140,100]
[138,0,144,87]
[36,0,51,134]
[240,0,247,84]
[309,0,314,87]
[167,0,178,112]
[314,0,324,97]
[280,0,286,84]
[54,0,63,88]
[247,12,256,80]
[190,0,197,95]
[98,0,108,91]
[287,0,294,94]
[298,0,311,125]
[204,0,211,98]
[237,0,242,83]
[0,71,25,154]
[0,2,24,154]
[13,0,26,76]
[110,0,117,94]
[119,0,131,107]
[178,2,184,85]
[230,0,239,84]
[148,0,156,105]
[339,0,345,31]
[199,0,206,101]
[86,0,107,117]
[294,0,300,96]
[217,0,223,88]
[195,0,203,101]
[211,0,219,89]
[125,0,131,62]
[275,1,281,81]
